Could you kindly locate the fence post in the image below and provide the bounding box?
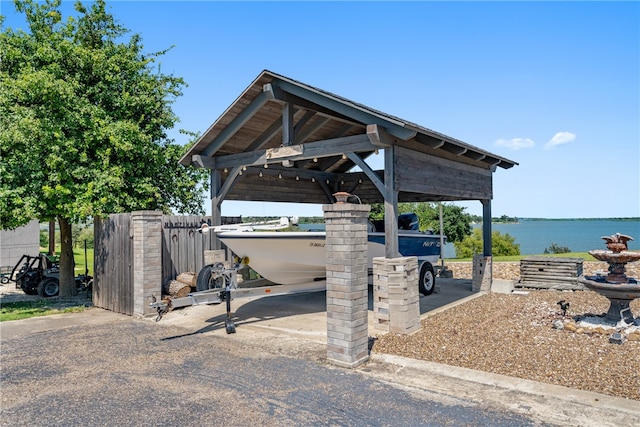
[132,211,163,317]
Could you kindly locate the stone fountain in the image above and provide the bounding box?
[579,233,640,324]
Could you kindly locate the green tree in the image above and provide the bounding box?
[77,225,93,249]
[0,0,209,296]
[371,202,472,243]
[39,229,48,248]
[454,228,520,258]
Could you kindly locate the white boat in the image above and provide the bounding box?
[218,213,445,295]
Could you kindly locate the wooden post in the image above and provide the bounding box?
[384,147,399,258]
[211,170,222,250]
[481,199,492,257]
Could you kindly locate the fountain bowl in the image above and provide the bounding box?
[588,250,640,264]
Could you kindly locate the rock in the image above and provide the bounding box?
[552,320,564,330]
[627,332,640,341]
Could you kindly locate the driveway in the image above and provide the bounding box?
[1,280,638,426]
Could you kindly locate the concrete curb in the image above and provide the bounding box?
[364,353,640,427]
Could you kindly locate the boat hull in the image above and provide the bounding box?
[219,231,444,285]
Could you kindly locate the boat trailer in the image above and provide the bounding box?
[150,263,325,334]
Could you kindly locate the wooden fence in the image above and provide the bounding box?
[94,214,134,315]
[161,215,217,287]
[93,213,241,314]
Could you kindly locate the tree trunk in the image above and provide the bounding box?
[48,219,56,256]
[58,217,76,297]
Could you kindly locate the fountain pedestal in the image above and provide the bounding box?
[578,234,640,325]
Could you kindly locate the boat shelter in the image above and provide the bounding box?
[180,70,518,257]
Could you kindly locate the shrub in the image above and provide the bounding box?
[544,242,571,254]
[454,228,520,258]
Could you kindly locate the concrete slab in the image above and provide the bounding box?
[152,277,479,342]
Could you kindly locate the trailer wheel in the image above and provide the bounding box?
[1,276,9,284]
[418,262,436,296]
[38,277,60,297]
[195,265,224,292]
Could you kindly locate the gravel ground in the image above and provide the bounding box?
[373,261,640,402]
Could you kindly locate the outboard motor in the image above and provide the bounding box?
[398,213,419,231]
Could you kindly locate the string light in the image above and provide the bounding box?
[223,168,228,173]
[374,149,379,155]
[264,164,268,168]
[311,177,315,183]
[242,166,247,171]
[278,173,283,179]
[259,171,263,177]
[296,176,299,181]
[342,153,347,160]
[313,157,318,162]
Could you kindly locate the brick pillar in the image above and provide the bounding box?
[372,257,420,334]
[132,211,163,317]
[323,202,370,368]
[472,254,492,292]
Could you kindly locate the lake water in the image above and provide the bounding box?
[300,219,640,256]
[485,219,640,255]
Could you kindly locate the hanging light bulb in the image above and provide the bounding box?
[342,153,347,160]
[264,163,268,168]
[239,171,243,176]
[374,149,379,155]
[259,171,263,177]
[296,176,299,181]
[278,173,283,179]
[313,157,318,162]
[224,168,228,173]
[311,177,315,183]
[242,166,247,171]
[326,179,330,184]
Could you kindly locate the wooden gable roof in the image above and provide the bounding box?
[180,70,517,205]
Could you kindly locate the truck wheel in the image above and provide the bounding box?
[38,278,60,297]
[418,262,436,296]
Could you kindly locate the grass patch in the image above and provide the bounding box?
[0,299,88,322]
[39,247,94,276]
[73,247,94,276]
[448,252,598,263]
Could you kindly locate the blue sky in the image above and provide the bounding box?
[2,1,639,219]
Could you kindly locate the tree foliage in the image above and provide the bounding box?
[370,202,472,243]
[454,228,521,258]
[0,0,209,295]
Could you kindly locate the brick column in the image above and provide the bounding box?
[131,211,163,317]
[372,257,420,334]
[323,202,370,368]
[472,254,492,292]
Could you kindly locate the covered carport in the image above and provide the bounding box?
[180,69,517,257]
[180,69,517,367]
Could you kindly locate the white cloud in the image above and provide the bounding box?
[544,131,576,149]
[494,138,535,150]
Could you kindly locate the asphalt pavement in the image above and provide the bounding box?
[1,279,639,426]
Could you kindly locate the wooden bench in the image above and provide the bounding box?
[518,256,585,290]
